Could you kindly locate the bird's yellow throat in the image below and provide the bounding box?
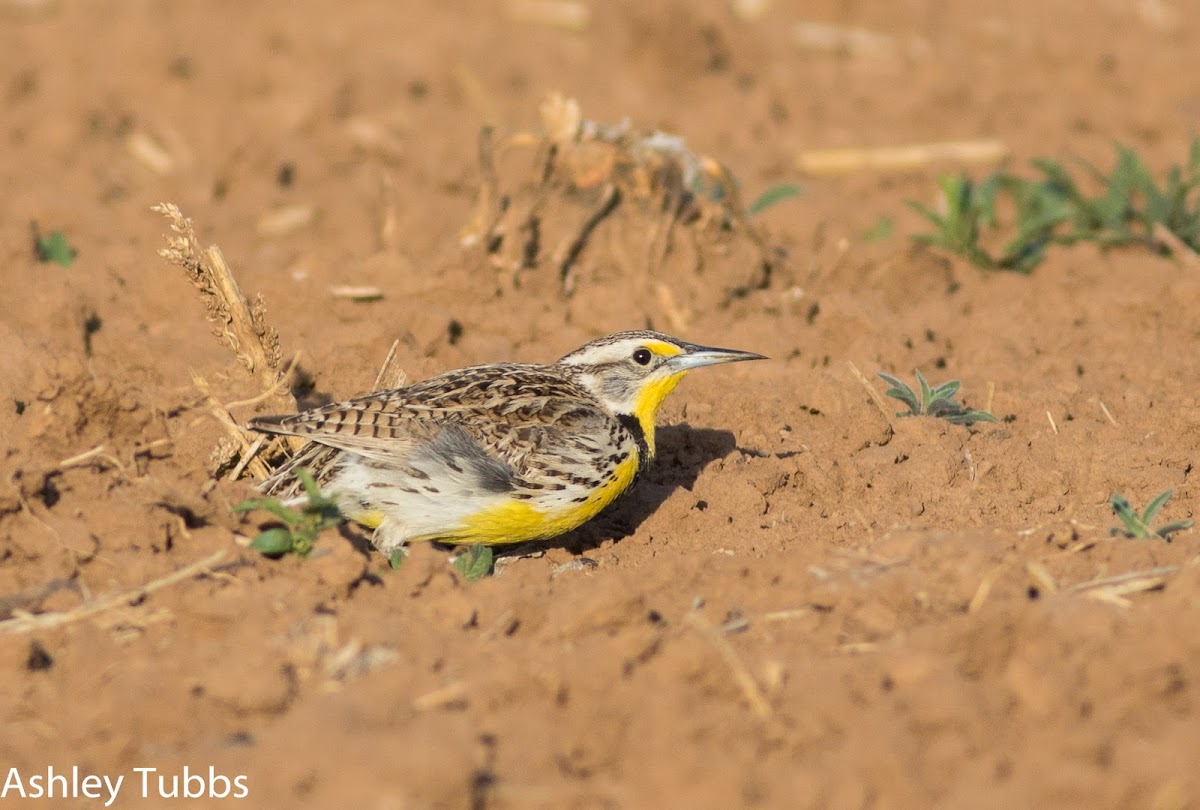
[623,338,688,457]
[630,372,685,457]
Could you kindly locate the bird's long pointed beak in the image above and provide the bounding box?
[667,343,768,372]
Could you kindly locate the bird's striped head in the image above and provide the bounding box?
[556,330,765,455]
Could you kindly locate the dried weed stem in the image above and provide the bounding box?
[798,139,1008,175]
[686,610,772,719]
[848,361,895,427]
[0,549,229,634]
[153,203,301,478]
[153,203,287,397]
[372,339,409,391]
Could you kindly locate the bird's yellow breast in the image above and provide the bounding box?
[444,452,641,545]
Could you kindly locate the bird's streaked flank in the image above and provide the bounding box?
[249,330,764,552]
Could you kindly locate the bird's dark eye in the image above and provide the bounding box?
[632,348,653,366]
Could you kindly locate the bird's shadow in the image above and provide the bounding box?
[495,424,738,559]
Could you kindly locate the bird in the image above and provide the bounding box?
[248,330,765,553]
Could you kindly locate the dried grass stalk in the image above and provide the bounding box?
[505,0,590,32]
[0,549,228,634]
[1067,565,1179,595]
[372,340,409,391]
[154,203,300,478]
[847,361,895,427]
[798,140,1008,175]
[154,203,286,392]
[127,131,176,174]
[192,372,273,480]
[686,610,772,719]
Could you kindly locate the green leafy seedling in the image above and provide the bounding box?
[907,173,998,270]
[862,215,894,243]
[35,229,78,267]
[747,183,803,217]
[452,545,494,582]
[877,369,998,426]
[233,468,342,558]
[907,138,1200,273]
[388,548,407,570]
[1110,490,1193,541]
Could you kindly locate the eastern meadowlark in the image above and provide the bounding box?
[249,330,764,552]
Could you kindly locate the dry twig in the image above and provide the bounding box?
[372,340,409,391]
[154,203,286,394]
[762,608,810,622]
[58,445,124,472]
[256,204,316,237]
[686,610,771,719]
[1098,400,1118,426]
[379,171,400,251]
[127,131,175,174]
[798,140,1008,175]
[154,203,301,479]
[1066,565,1179,596]
[0,549,229,634]
[192,372,273,480]
[1152,222,1200,268]
[413,681,469,711]
[968,557,1014,614]
[505,0,590,31]
[848,361,895,427]
[1025,560,1059,595]
[329,285,384,302]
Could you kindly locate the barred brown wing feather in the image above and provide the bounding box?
[258,443,340,498]
[248,362,614,496]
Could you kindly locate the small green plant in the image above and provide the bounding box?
[452,545,494,582]
[908,138,1200,273]
[33,227,78,267]
[233,469,342,558]
[862,215,894,242]
[877,369,998,426]
[908,173,999,269]
[1110,490,1193,541]
[747,183,803,217]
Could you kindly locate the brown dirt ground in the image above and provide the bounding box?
[4,1,1200,807]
